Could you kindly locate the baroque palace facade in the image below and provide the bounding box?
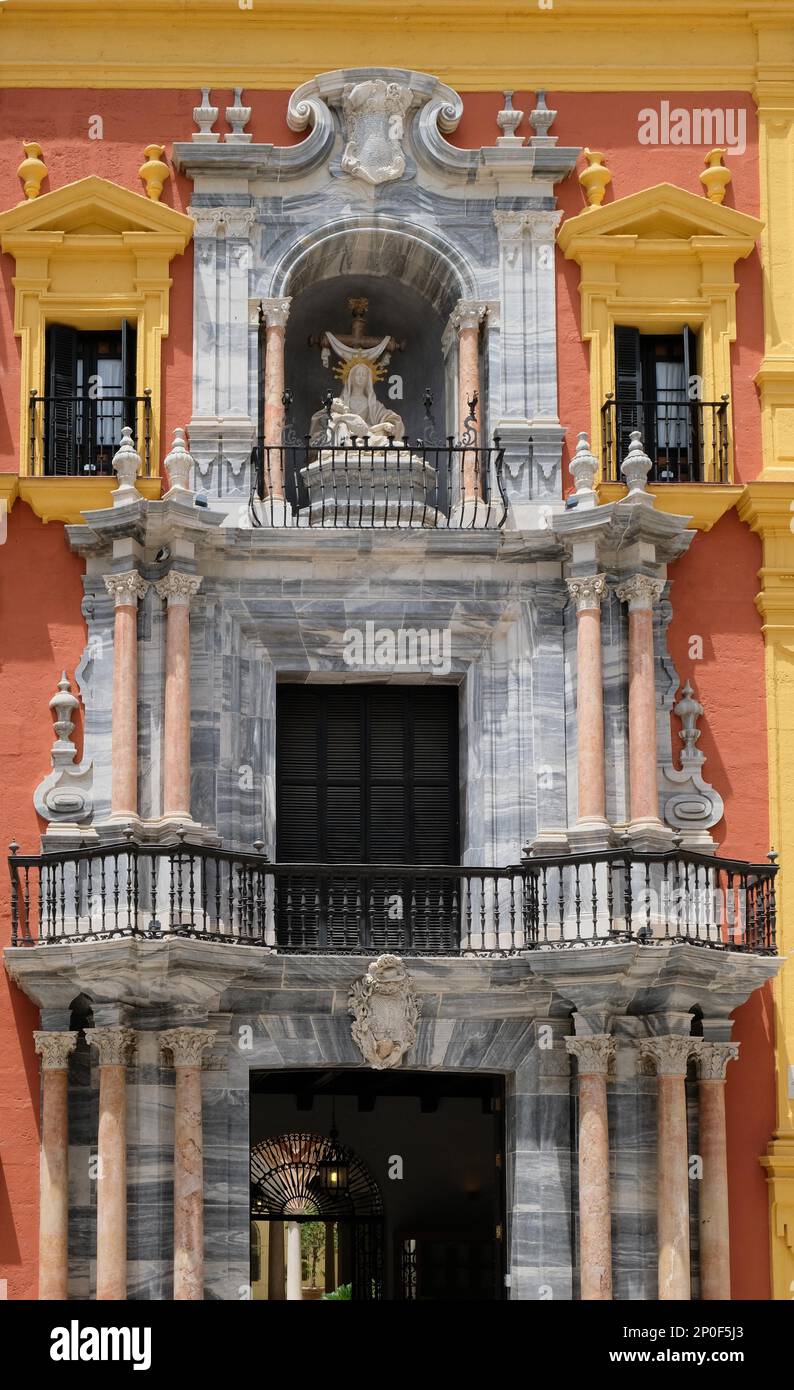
[0,0,792,1303]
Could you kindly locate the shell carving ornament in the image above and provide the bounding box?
[349,954,420,1069]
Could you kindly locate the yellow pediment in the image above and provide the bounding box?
[0,174,193,247]
[558,183,762,255]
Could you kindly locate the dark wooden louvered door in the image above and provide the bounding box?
[276,685,459,951]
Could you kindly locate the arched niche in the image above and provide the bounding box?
[284,273,447,443]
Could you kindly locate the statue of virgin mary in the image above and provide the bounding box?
[310,360,406,445]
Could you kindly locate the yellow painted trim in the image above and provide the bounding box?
[736,481,794,1300]
[596,481,742,530]
[0,1,792,89]
[0,176,193,480]
[17,477,162,524]
[558,184,762,485]
[0,474,20,516]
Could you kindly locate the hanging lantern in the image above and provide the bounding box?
[316,1131,350,1196]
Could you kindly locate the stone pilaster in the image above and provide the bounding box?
[103,571,149,820]
[33,1030,78,1300]
[640,1034,702,1300]
[566,575,610,846]
[159,1027,216,1300]
[614,574,668,844]
[86,1027,135,1300]
[154,573,202,821]
[566,1033,615,1299]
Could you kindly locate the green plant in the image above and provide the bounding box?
[322,1282,352,1300]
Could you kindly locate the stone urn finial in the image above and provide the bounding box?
[139,144,170,201]
[163,427,195,497]
[225,87,252,144]
[529,90,558,143]
[570,432,598,502]
[111,426,142,504]
[699,148,731,205]
[620,429,653,501]
[496,91,525,146]
[17,140,47,200]
[579,148,612,208]
[192,87,219,142]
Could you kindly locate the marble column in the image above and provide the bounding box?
[286,1219,302,1301]
[268,1219,285,1300]
[565,1034,615,1299]
[615,575,666,836]
[451,299,487,498]
[566,575,609,840]
[698,1042,739,1300]
[159,1027,216,1300]
[261,298,291,498]
[33,1030,78,1300]
[86,1026,135,1300]
[154,573,202,821]
[640,1035,701,1300]
[104,572,149,819]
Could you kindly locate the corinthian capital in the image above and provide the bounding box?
[614,574,665,612]
[34,1030,78,1070]
[104,571,149,608]
[261,297,291,330]
[159,1027,216,1068]
[640,1035,702,1076]
[154,572,203,607]
[566,574,607,612]
[188,206,222,238]
[85,1026,136,1067]
[221,207,257,239]
[565,1034,615,1075]
[698,1041,739,1080]
[451,298,488,333]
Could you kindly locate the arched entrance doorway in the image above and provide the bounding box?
[250,1131,384,1300]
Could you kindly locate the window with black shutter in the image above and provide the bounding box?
[42,322,137,475]
[276,685,459,951]
[612,325,701,481]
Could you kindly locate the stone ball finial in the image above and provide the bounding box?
[17,140,47,200]
[139,144,170,201]
[620,430,653,500]
[570,432,598,499]
[579,148,612,208]
[700,148,731,205]
[111,426,142,503]
[163,427,195,496]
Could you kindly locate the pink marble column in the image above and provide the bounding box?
[452,299,486,498]
[33,1030,78,1300]
[566,576,609,834]
[155,572,202,820]
[104,572,149,818]
[698,1042,739,1300]
[261,297,291,499]
[615,574,665,833]
[641,1035,701,1300]
[565,1034,615,1299]
[160,1027,215,1300]
[86,1027,135,1300]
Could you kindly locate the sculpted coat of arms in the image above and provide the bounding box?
[349,954,421,1069]
[340,79,413,186]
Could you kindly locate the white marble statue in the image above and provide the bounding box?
[310,361,406,445]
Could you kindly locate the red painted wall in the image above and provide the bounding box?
[0,503,86,1300]
[666,510,773,1299]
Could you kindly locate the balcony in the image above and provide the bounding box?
[8,840,777,956]
[601,395,729,485]
[28,390,152,477]
[248,439,508,529]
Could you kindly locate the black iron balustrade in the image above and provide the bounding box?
[601,394,729,484]
[29,390,152,477]
[8,840,777,955]
[248,438,508,529]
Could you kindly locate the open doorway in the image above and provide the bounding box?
[250,1069,505,1301]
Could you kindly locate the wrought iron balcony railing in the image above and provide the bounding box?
[8,840,777,956]
[248,439,508,529]
[601,394,729,484]
[29,390,152,478]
